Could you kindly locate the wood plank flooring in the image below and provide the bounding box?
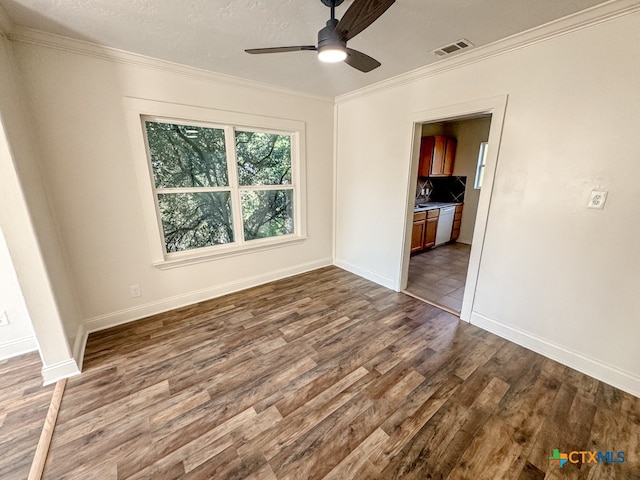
[0,351,53,480]
[41,266,640,479]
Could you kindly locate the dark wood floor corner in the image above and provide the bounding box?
[26,266,640,479]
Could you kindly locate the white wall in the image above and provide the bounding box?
[0,33,79,381]
[0,226,35,358]
[10,37,335,332]
[335,10,640,395]
[448,117,491,244]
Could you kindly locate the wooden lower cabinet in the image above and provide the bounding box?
[451,204,463,241]
[424,211,439,248]
[411,212,427,253]
[412,209,439,253]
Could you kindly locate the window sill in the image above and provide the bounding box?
[152,235,307,270]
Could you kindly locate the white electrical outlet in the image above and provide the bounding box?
[130,285,141,298]
[588,190,608,209]
[0,311,9,326]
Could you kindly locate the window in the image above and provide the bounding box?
[126,98,306,268]
[474,141,489,189]
[144,119,295,254]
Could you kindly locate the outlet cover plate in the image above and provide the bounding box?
[588,190,608,209]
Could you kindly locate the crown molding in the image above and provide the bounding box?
[0,3,14,36]
[7,26,334,104]
[336,0,640,103]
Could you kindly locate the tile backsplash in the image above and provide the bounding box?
[415,176,467,204]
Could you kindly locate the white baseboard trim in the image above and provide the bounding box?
[0,335,37,360]
[84,258,333,333]
[470,311,640,398]
[41,358,81,386]
[73,323,88,372]
[333,259,395,290]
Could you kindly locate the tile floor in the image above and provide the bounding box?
[406,242,471,313]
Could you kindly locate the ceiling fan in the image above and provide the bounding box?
[245,0,395,73]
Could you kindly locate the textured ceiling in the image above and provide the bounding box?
[0,0,610,97]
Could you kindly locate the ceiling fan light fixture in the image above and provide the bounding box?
[245,0,395,73]
[318,45,347,63]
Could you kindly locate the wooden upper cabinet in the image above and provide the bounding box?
[418,136,435,177]
[430,136,447,176]
[418,135,456,177]
[443,138,456,176]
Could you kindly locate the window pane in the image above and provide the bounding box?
[475,142,488,189]
[158,192,233,252]
[235,131,292,186]
[477,165,485,189]
[241,190,294,241]
[145,121,228,188]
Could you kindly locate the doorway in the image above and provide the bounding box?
[405,115,491,314]
[399,95,508,322]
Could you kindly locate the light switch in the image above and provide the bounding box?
[588,190,608,209]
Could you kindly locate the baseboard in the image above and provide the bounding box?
[72,323,88,372]
[84,258,333,333]
[0,336,37,360]
[470,311,640,398]
[333,259,396,290]
[41,358,81,386]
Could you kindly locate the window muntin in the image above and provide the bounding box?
[144,118,297,256]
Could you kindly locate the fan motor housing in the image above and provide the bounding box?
[318,18,346,49]
[320,0,345,7]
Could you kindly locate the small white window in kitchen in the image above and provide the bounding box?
[474,142,488,189]
[143,117,299,259]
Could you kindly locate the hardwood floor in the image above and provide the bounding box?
[41,267,639,479]
[0,351,54,480]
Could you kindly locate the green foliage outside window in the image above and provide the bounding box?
[235,131,291,186]
[146,122,228,188]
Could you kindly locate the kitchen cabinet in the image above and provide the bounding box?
[411,212,426,253]
[451,204,463,241]
[418,135,457,177]
[424,209,439,249]
[412,209,440,252]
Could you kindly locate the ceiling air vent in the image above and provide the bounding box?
[432,39,474,57]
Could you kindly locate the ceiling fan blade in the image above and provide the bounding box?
[335,0,395,41]
[344,48,381,72]
[245,46,317,54]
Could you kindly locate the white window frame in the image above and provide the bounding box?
[125,98,307,269]
[474,141,489,189]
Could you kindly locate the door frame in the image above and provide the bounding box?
[398,95,508,322]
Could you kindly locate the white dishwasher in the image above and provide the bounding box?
[435,206,456,246]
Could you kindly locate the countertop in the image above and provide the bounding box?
[414,202,462,212]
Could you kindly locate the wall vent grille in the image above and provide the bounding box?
[432,39,474,57]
